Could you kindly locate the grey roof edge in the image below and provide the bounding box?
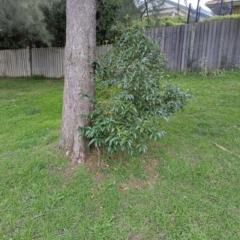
[164,0,212,17]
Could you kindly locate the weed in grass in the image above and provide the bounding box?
[25,106,42,116]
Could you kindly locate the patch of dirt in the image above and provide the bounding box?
[142,158,159,186]
[3,99,16,103]
[85,150,159,189]
[93,171,106,184]
[64,161,76,179]
[47,148,105,182]
[59,149,159,189]
[129,233,145,240]
[84,148,110,184]
[48,165,64,175]
[84,148,102,171]
[120,159,159,190]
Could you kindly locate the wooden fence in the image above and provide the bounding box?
[0,48,31,77]
[146,18,240,70]
[31,48,65,78]
[0,45,112,78]
[0,19,240,77]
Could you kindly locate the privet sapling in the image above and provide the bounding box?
[79,22,191,154]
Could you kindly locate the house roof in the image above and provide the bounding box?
[206,0,240,7]
[165,0,212,18]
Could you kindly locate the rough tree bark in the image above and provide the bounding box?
[59,0,96,163]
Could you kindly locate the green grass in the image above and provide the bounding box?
[1,70,240,239]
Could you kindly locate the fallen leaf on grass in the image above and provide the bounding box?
[211,142,240,159]
[210,179,218,184]
[119,186,129,192]
[233,124,240,129]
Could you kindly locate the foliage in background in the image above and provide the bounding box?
[143,15,187,27]
[96,0,143,45]
[116,0,141,21]
[0,0,139,48]
[201,13,240,22]
[96,0,122,45]
[80,22,191,154]
[0,0,52,50]
[112,1,185,34]
[136,0,165,22]
[0,0,184,49]
[40,0,66,47]
[39,0,139,46]
[0,0,187,49]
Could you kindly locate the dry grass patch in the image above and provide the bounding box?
[120,159,159,190]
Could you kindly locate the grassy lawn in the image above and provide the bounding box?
[1,70,240,239]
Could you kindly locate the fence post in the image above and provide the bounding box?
[27,46,32,76]
[181,24,189,70]
[188,24,196,69]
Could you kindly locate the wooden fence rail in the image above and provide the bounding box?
[0,19,240,77]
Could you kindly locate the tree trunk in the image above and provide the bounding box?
[59,0,96,163]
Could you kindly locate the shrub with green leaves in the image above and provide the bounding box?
[201,14,240,23]
[79,23,191,155]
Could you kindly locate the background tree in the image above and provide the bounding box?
[0,0,51,49]
[40,0,126,46]
[96,0,121,45]
[40,0,66,47]
[136,0,165,23]
[59,0,96,163]
[0,0,166,50]
[116,0,140,21]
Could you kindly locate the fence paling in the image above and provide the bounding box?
[147,19,240,70]
[0,19,240,77]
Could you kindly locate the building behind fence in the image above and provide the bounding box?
[0,19,240,78]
